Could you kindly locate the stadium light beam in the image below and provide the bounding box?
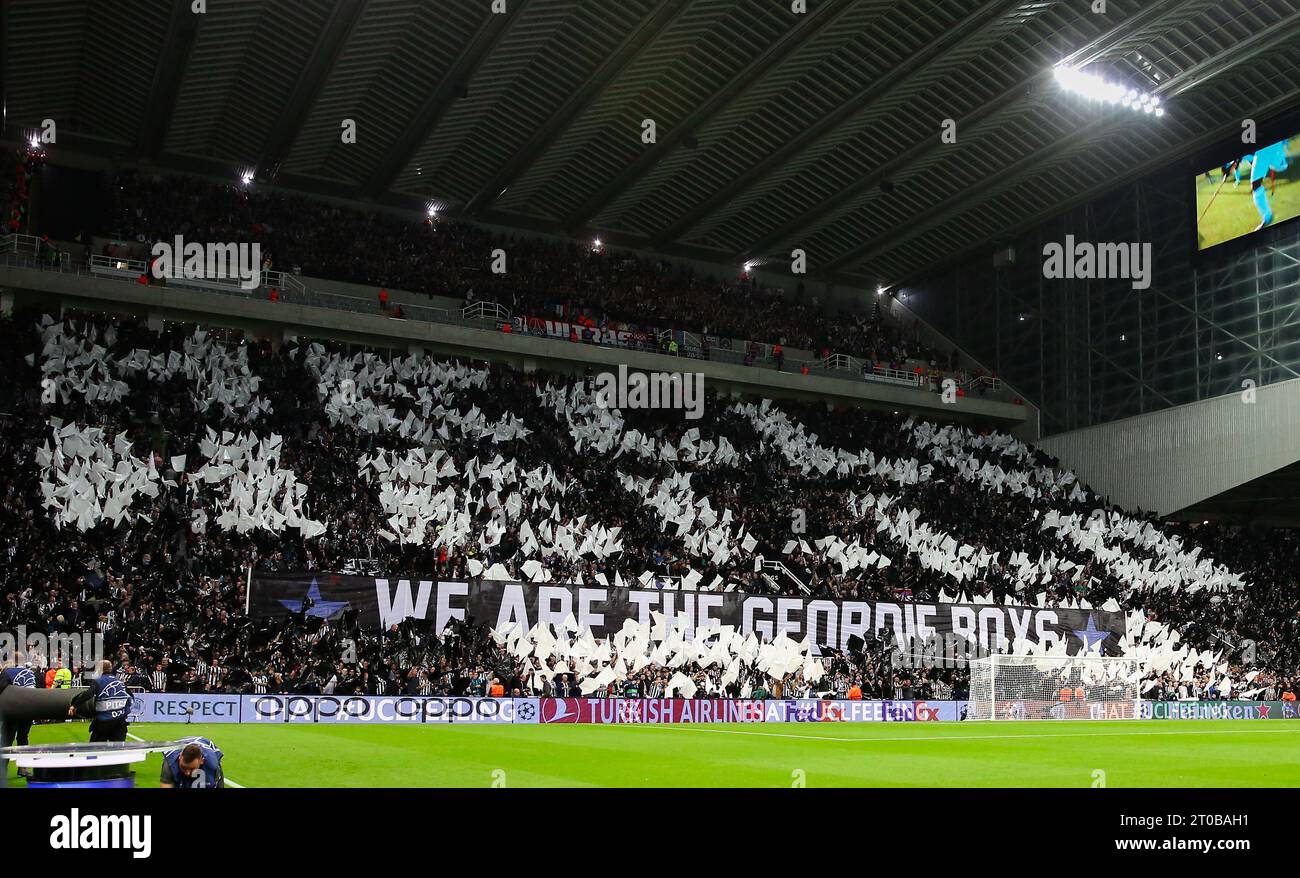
[1053,65,1164,118]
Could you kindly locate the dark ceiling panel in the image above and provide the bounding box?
[3,0,1298,286]
[164,0,335,165]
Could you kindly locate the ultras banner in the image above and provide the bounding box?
[249,574,1125,655]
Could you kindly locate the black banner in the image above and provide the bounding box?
[250,574,1125,655]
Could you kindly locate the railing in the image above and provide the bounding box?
[462,300,509,322]
[266,270,304,298]
[460,299,995,397]
[864,363,927,388]
[656,328,701,351]
[34,235,993,393]
[400,301,454,323]
[89,253,149,279]
[0,234,40,257]
[84,257,449,327]
[809,353,926,388]
[90,253,291,296]
[961,374,1003,393]
[761,559,810,594]
[3,250,1018,406]
[816,357,1003,394]
[1,233,70,267]
[819,352,859,373]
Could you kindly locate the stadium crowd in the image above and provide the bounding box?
[4,144,45,236]
[103,168,949,372]
[0,306,1294,702]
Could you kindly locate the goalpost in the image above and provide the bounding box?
[967,655,1144,721]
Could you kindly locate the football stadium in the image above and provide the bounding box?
[1,0,1300,854]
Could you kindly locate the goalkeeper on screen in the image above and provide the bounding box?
[1248,139,1291,230]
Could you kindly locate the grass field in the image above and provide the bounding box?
[1197,144,1299,250]
[7,719,1300,787]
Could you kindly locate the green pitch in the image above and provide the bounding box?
[8,719,1300,787]
[1197,145,1300,250]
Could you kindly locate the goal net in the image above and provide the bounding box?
[967,655,1144,721]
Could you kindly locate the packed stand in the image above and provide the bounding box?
[0,309,1286,700]
[100,168,947,371]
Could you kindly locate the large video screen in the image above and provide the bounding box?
[1196,137,1296,250]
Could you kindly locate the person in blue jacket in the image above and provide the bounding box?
[160,737,225,789]
[70,659,131,742]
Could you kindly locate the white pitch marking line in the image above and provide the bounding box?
[631,724,1300,745]
[128,732,244,788]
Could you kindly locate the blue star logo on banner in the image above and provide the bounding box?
[280,578,350,619]
[1072,615,1108,651]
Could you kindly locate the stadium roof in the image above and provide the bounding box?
[5,0,1300,286]
[1173,458,1300,528]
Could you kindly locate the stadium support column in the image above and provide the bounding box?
[0,291,12,315]
[147,312,164,332]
